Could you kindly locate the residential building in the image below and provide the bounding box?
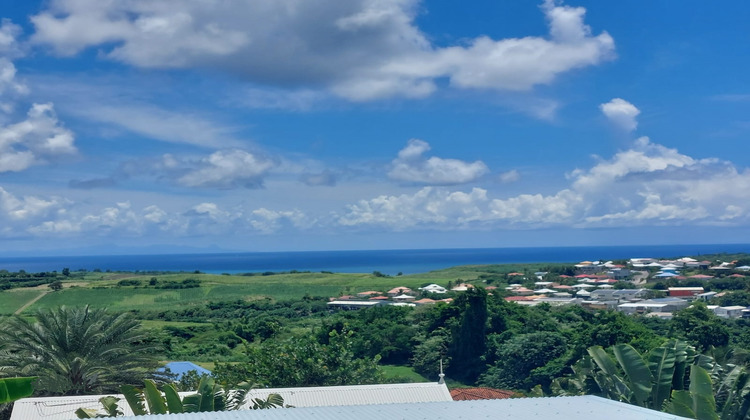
[450,387,517,400]
[714,306,747,319]
[668,287,704,298]
[418,284,447,294]
[617,298,689,315]
[387,287,413,297]
[607,268,631,279]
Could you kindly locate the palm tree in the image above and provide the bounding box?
[0,306,160,395]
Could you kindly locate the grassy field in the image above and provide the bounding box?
[0,289,46,314]
[1,266,505,315]
[140,320,212,329]
[380,365,429,383]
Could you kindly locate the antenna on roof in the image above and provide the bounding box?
[438,358,445,384]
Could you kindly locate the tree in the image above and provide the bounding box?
[62,268,70,277]
[479,331,568,391]
[670,304,730,352]
[447,288,487,382]
[0,306,161,395]
[411,330,451,380]
[213,330,383,388]
[48,281,63,291]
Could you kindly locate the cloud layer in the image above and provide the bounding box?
[2,137,749,242]
[30,0,614,100]
[341,138,750,229]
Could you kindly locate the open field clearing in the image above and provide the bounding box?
[380,365,429,383]
[4,267,498,315]
[0,289,47,314]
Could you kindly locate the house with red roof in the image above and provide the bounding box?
[387,287,413,296]
[450,387,517,401]
[668,287,704,298]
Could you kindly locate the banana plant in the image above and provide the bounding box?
[664,365,718,420]
[581,340,693,410]
[0,377,36,403]
[550,340,712,412]
[76,377,285,418]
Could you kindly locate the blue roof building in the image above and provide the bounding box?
[160,361,212,379]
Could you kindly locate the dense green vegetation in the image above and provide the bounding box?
[0,306,160,395]
[4,253,750,418]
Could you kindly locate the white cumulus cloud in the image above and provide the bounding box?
[29,0,614,101]
[339,187,489,229]
[0,103,76,172]
[176,149,275,189]
[339,138,750,229]
[388,139,489,185]
[600,98,640,132]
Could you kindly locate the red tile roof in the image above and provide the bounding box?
[450,387,517,401]
[505,296,534,301]
[414,298,436,304]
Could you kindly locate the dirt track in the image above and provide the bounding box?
[14,291,48,315]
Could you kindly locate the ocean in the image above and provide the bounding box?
[0,244,748,275]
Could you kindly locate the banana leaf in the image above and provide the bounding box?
[143,380,168,415]
[120,385,147,416]
[689,366,718,420]
[613,343,653,407]
[0,377,36,403]
[163,384,183,413]
[647,345,677,410]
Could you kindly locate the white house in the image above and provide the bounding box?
[418,284,447,294]
[714,306,747,319]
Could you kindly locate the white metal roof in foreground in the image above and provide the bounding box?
[11,393,138,420]
[241,382,451,409]
[115,397,690,420]
[11,383,451,420]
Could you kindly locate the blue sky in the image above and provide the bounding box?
[0,0,749,255]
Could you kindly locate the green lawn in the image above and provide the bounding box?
[380,365,429,383]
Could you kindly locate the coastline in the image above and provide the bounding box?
[0,243,748,275]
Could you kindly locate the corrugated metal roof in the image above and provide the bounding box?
[242,382,452,408]
[10,393,138,420]
[11,383,451,420]
[114,397,691,420]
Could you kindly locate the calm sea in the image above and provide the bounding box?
[0,244,748,275]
